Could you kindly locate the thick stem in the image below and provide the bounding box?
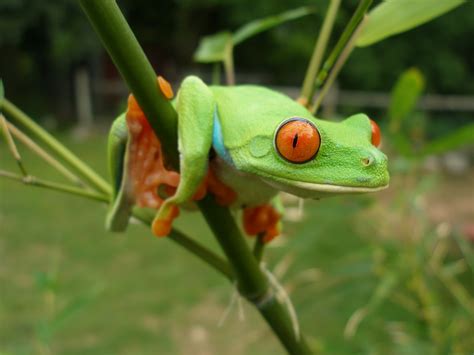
[1,100,111,195]
[198,197,312,353]
[312,0,372,96]
[299,0,341,107]
[78,1,311,352]
[0,100,232,284]
[79,0,179,168]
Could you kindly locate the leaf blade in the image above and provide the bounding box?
[232,6,315,46]
[357,0,465,47]
[193,31,233,63]
[388,68,425,133]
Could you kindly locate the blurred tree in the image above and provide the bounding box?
[0,0,100,121]
[1,0,472,120]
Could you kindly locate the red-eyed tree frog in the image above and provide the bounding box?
[106,76,389,242]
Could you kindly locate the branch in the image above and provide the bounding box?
[5,119,84,186]
[312,16,368,114]
[0,170,108,202]
[1,99,111,195]
[311,0,372,101]
[78,0,312,352]
[299,0,341,107]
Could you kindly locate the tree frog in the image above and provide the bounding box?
[106,76,389,242]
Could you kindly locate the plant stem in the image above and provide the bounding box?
[132,208,234,280]
[0,114,28,176]
[0,170,108,202]
[299,0,341,107]
[5,120,83,185]
[79,0,179,168]
[312,0,372,97]
[312,16,368,114]
[0,101,232,284]
[253,233,266,261]
[198,197,312,353]
[1,100,111,195]
[224,48,235,85]
[78,1,311,352]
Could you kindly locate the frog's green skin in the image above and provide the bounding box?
[106,76,389,232]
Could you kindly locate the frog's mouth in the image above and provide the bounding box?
[263,177,389,198]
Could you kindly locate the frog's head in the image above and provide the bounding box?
[234,113,389,199]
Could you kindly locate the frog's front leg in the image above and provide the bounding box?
[152,76,215,236]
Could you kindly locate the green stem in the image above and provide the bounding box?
[0,170,108,202]
[1,99,111,195]
[132,208,234,280]
[79,0,179,168]
[0,101,232,284]
[0,114,28,176]
[312,0,372,95]
[6,119,84,185]
[78,1,311,352]
[212,63,221,85]
[253,233,266,261]
[224,49,235,85]
[198,197,312,353]
[299,0,341,107]
[312,16,368,114]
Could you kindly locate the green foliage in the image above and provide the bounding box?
[357,0,466,47]
[232,6,315,45]
[420,123,474,156]
[387,68,473,158]
[388,68,425,133]
[193,6,314,81]
[193,31,233,63]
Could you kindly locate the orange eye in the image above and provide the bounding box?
[370,119,381,147]
[275,118,321,163]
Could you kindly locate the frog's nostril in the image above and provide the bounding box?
[361,156,374,166]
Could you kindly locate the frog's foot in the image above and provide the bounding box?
[206,168,237,206]
[126,94,179,209]
[152,203,180,237]
[243,205,282,243]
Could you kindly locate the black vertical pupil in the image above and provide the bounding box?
[292,133,299,148]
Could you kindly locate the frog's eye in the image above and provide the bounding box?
[370,119,381,147]
[275,118,320,163]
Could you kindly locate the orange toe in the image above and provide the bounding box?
[243,205,281,243]
[152,205,180,237]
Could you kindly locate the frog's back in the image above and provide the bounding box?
[209,85,313,148]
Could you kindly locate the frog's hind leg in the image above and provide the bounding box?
[152,76,215,236]
[243,196,283,243]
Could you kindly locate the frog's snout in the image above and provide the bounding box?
[360,148,385,166]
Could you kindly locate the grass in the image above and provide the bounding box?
[1,131,472,354]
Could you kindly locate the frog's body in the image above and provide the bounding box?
[106,76,389,241]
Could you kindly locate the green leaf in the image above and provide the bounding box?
[193,31,233,63]
[388,68,425,133]
[357,0,466,47]
[232,6,315,45]
[420,123,474,156]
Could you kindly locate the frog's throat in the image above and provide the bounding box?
[264,177,389,195]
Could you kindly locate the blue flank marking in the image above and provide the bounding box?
[212,107,234,166]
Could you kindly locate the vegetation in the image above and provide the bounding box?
[1,0,472,354]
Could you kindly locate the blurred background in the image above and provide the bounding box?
[1,0,473,354]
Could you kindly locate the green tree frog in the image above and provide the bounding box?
[106,76,389,242]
